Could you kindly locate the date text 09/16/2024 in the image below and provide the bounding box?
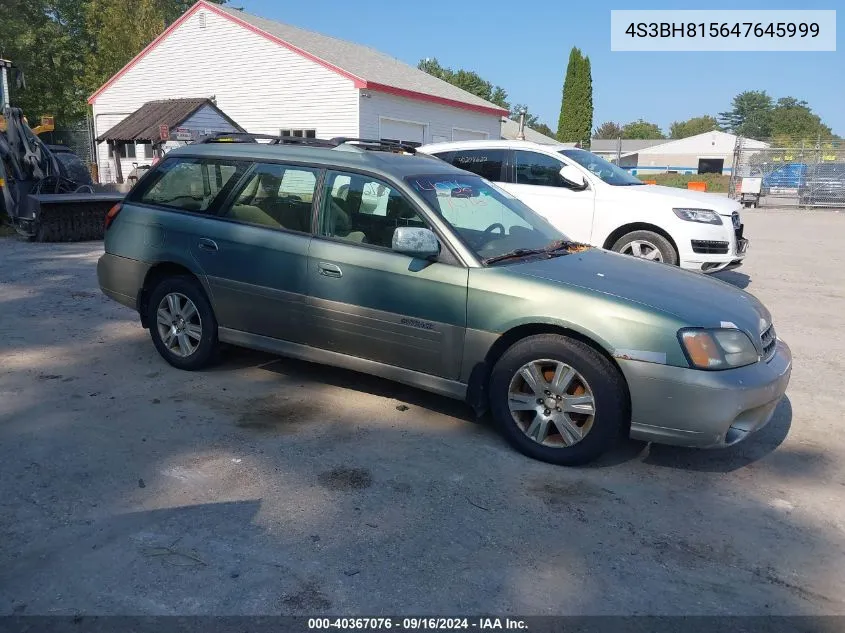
[308,618,528,630]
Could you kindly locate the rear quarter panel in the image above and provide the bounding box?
[105,203,214,297]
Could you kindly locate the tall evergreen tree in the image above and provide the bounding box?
[557,47,592,145]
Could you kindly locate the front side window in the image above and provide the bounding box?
[559,148,645,186]
[407,174,565,263]
[320,171,427,248]
[133,157,242,213]
[222,163,319,232]
[439,149,505,181]
[514,151,571,188]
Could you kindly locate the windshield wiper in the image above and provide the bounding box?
[482,240,587,266]
[482,248,549,265]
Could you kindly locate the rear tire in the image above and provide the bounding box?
[489,334,628,466]
[147,275,219,370]
[612,230,678,266]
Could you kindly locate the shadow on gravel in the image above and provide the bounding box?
[714,270,752,289]
[258,354,477,423]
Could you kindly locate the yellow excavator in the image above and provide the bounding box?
[0,58,122,241]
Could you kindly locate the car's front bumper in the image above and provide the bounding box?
[678,212,747,273]
[618,339,792,448]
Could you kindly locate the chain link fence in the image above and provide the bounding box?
[730,136,845,208]
[38,127,94,164]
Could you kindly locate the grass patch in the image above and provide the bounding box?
[636,173,730,193]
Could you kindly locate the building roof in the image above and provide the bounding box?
[500,118,560,144]
[618,130,769,158]
[88,1,509,117]
[590,139,665,153]
[97,98,243,142]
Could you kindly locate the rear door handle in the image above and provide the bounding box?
[198,238,218,252]
[317,262,342,278]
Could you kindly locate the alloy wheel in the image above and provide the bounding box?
[156,292,203,358]
[622,239,663,261]
[507,359,596,447]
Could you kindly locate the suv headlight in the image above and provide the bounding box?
[673,208,723,225]
[679,328,759,370]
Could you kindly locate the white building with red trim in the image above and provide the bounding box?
[88,0,509,181]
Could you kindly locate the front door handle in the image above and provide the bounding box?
[317,262,342,278]
[198,238,218,252]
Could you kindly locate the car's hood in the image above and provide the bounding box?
[511,248,771,336]
[604,184,740,216]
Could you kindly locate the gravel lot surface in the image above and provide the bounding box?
[1,208,843,616]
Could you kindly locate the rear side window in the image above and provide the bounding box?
[132,157,243,213]
[221,163,320,233]
[436,149,505,181]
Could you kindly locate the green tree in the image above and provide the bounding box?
[769,97,833,140]
[509,105,554,138]
[417,58,509,109]
[593,121,623,140]
[718,90,773,139]
[622,119,665,139]
[669,115,719,139]
[0,0,89,124]
[509,104,540,127]
[557,47,593,144]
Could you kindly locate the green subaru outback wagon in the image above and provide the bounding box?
[97,135,792,465]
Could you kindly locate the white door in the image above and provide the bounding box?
[452,128,488,142]
[380,118,425,147]
[503,149,596,243]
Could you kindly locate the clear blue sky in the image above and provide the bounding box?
[236,0,843,135]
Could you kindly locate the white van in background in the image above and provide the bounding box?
[418,140,747,273]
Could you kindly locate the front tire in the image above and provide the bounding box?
[489,334,628,466]
[147,275,219,370]
[612,230,678,266]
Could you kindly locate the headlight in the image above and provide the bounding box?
[679,328,759,370]
[673,208,723,225]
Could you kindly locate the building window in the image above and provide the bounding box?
[281,129,316,139]
[380,138,422,148]
[107,143,137,159]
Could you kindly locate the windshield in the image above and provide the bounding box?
[559,148,645,186]
[406,174,569,263]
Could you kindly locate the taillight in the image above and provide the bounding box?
[104,202,122,230]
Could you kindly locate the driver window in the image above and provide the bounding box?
[514,151,571,188]
[223,163,319,232]
[320,171,428,248]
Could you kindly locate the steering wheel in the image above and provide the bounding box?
[483,223,505,236]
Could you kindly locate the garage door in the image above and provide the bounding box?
[452,128,489,142]
[380,118,425,147]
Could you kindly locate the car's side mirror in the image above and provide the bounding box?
[392,226,440,259]
[559,165,588,189]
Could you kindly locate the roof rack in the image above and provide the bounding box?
[328,137,418,154]
[197,132,336,147]
[197,132,417,154]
